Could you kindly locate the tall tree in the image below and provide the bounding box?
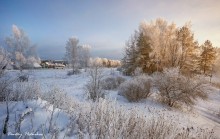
[65,37,80,73]
[199,40,216,75]
[136,32,153,73]
[121,32,139,75]
[78,44,91,70]
[177,25,199,75]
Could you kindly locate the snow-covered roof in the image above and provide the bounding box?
[33,62,42,68]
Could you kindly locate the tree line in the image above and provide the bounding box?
[0,25,121,72]
[122,18,219,76]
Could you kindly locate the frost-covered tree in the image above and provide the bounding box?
[65,37,92,73]
[78,44,91,70]
[199,40,216,75]
[5,25,39,70]
[122,19,217,76]
[65,37,80,74]
[139,19,180,70]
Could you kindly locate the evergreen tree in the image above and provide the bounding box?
[121,32,139,75]
[136,32,153,73]
[177,25,199,75]
[199,40,216,75]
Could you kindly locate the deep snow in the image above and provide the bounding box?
[0,68,220,138]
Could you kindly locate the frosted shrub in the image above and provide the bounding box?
[42,87,77,133]
[0,74,40,102]
[85,65,105,101]
[0,75,14,102]
[67,69,81,76]
[12,81,40,101]
[66,99,215,139]
[42,87,76,112]
[153,68,208,108]
[101,76,126,90]
[118,75,152,102]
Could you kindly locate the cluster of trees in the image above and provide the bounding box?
[65,37,121,74]
[2,25,40,70]
[122,19,218,76]
[90,57,121,67]
[65,37,91,73]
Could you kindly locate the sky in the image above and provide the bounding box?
[0,0,220,60]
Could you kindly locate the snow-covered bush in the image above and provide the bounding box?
[101,76,126,90]
[0,75,14,102]
[85,65,105,101]
[12,81,40,101]
[66,99,215,138]
[42,87,77,133]
[18,74,29,82]
[0,47,9,76]
[153,68,208,108]
[134,67,143,76]
[118,75,152,102]
[42,87,76,113]
[67,69,81,76]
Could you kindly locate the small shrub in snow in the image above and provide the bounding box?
[153,68,208,108]
[18,74,29,82]
[101,76,126,90]
[67,69,81,76]
[42,87,76,112]
[118,75,152,102]
[12,81,40,101]
[0,74,40,102]
[0,76,13,102]
[134,67,143,76]
[85,65,105,101]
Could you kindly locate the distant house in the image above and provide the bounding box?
[54,63,65,69]
[40,60,66,69]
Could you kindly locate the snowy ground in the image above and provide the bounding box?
[0,68,220,138]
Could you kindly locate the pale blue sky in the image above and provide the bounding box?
[0,0,220,60]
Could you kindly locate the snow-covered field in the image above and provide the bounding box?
[0,68,220,138]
